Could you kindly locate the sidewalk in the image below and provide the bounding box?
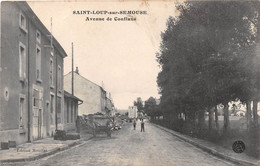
[0,131,93,163]
[151,122,259,166]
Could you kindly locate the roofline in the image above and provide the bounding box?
[16,2,67,58]
[64,90,83,102]
[64,71,106,92]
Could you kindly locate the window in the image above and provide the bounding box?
[36,30,41,44]
[19,95,25,128]
[19,12,27,33]
[33,89,43,108]
[58,66,61,91]
[19,42,26,81]
[33,89,38,107]
[57,96,62,124]
[50,58,53,86]
[50,47,54,56]
[50,94,55,125]
[36,45,41,81]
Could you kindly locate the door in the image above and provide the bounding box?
[33,108,39,139]
[32,88,43,140]
[38,109,42,138]
[46,102,50,136]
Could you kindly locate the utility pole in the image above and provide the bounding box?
[72,42,74,96]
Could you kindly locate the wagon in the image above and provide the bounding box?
[87,115,114,137]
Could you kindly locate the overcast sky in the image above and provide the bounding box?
[28,1,178,109]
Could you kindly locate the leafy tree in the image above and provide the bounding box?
[133,97,144,112]
[157,1,260,133]
[144,97,157,120]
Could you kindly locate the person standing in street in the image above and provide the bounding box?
[133,119,136,130]
[141,119,145,132]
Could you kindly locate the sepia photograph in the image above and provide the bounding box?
[0,0,260,165]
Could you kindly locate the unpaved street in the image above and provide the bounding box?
[9,120,234,166]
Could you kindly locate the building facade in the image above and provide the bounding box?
[63,91,83,132]
[128,106,138,119]
[0,2,67,144]
[64,68,113,116]
[105,92,115,116]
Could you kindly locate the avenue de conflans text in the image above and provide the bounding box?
[85,17,136,21]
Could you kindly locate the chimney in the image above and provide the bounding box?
[75,67,79,74]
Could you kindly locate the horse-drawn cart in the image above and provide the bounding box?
[86,115,114,137]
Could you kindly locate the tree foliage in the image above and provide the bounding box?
[144,97,160,119]
[157,1,260,129]
[133,97,144,112]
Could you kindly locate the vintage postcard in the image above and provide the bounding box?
[0,0,260,165]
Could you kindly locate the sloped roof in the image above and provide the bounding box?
[64,90,83,102]
[64,71,105,91]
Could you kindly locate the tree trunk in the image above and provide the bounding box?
[208,107,214,131]
[169,111,177,126]
[253,100,258,128]
[246,101,252,129]
[214,106,219,130]
[223,103,230,132]
[198,110,205,130]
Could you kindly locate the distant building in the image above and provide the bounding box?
[128,106,138,119]
[64,68,114,116]
[0,2,67,144]
[105,92,115,116]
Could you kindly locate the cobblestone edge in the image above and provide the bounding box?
[151,122,257,166]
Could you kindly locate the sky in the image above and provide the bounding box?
[28,0,179,109]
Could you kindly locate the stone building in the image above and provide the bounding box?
[128,106,138,119]
[64,68,113,116]
[105,92,115,116]
[0,2,68,144]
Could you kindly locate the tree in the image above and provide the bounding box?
[133,97,144,112]
[157,1,260,133]
[144,97,157,120]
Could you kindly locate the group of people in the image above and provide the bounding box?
[133,118,145,132]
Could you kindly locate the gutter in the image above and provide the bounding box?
[55,50,58,130]
[27,15,31,143]
[78,100,83,105]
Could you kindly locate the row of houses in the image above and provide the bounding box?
[0,2,115,145]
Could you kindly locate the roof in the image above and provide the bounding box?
[64,71,106,92]
[16,2,67,58]
[64,90,83,102]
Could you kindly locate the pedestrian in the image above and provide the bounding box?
[133,119,136,130]
[141,119,145,132]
